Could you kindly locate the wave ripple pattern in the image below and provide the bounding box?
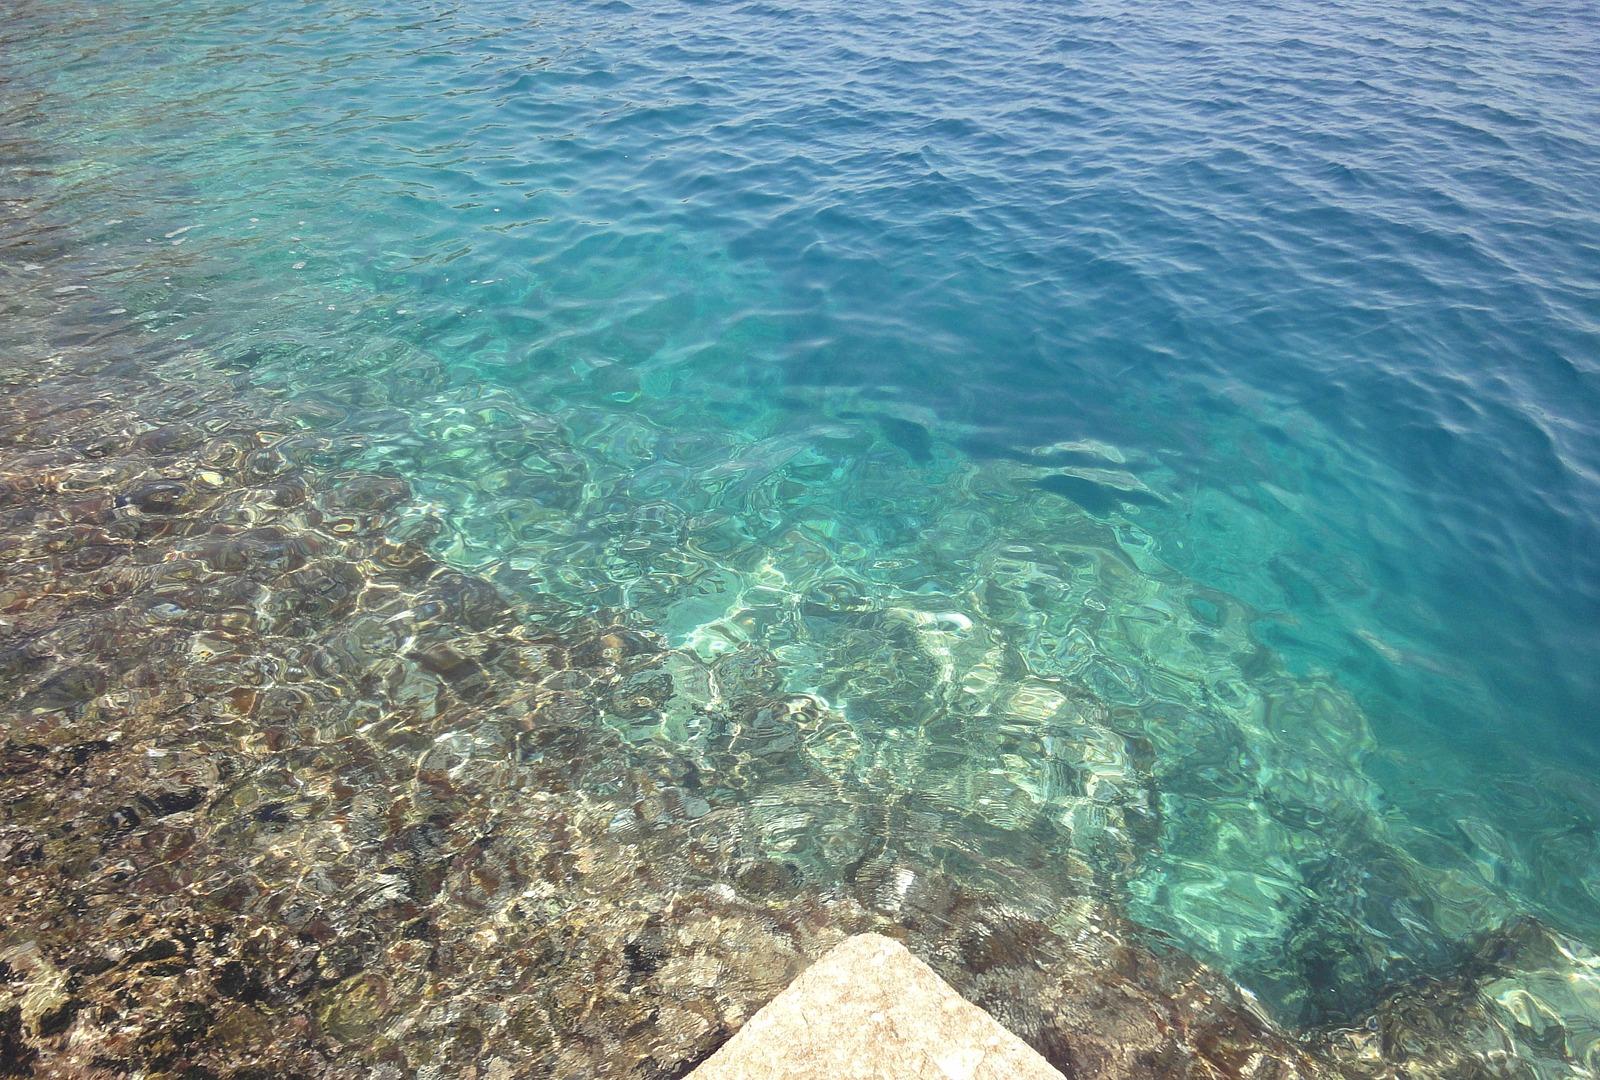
[3,0,1600,1074]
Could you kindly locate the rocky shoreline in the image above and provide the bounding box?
[1,323,1595,1079]
[0,335,1312,1077]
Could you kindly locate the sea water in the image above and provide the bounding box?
[3,0,1599,1056]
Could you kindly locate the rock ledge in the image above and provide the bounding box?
[689,933,1065,1080]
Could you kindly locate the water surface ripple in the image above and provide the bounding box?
[3,0,1600,1074]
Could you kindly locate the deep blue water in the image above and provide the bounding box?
[5,0,1600,1033]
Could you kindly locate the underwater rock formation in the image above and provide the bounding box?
[0,338,1591,1079]
[0,347,1316,1077]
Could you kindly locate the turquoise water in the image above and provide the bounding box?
[5,0,1600,1037]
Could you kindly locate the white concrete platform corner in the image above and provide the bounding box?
[688,933,1065,1080]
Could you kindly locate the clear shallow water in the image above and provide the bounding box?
[4,0,1600,1049]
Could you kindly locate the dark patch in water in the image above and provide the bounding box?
[1035,472,1165,515]
[875,415,933,463]
[840,410,934,462]
[0,1006,38,1077]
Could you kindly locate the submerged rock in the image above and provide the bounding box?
[0,343,1587,1080]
